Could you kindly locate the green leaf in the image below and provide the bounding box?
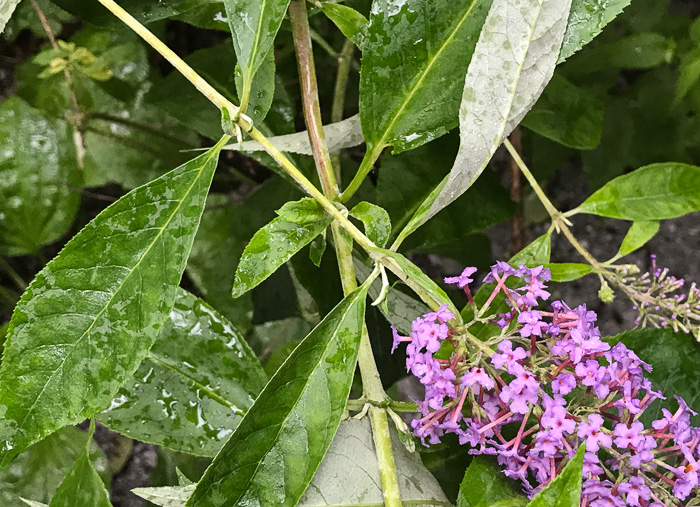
[186,286,369,507]
[0,427,109,507]
[231,198,332,298]
[50,0,222,26]
[223,0,291,111]
[526,445,584,507]
[0,0,21,34]
[457,456,527,507]
[359,0,493,157]
[223,115,364,155]
[616,220,660,259]
[606,328,700,426]
[568,33,675,74]
[99,289,267,457]
[277,197,329,225]
[350,202,392,248]
[234,49,275,124]
[49,426,111,507]
[424,0,573,224]
[0,97,81,256]
[299,418,450,506]
[510,234,552,267]
[322,4,368,48]
[546,263,592,282]
[676,47,700,102]
[133,485,194,506]
[558,0,633,62]
[522,73,604,150]
[309,234,326,267]
[576,163,700,220]
[0,139,226,467]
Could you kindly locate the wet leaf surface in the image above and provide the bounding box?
[187,286,368,506]
[0,140,225,467]
[99,289,267,457]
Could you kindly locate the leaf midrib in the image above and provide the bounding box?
[193,291,362,506]
[14,146,221,432]
[368,0,483,149]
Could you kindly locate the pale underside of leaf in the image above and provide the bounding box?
[425,0,573,222]
[0,0,21,34]
[223,115,363,155]
[0,141,224,466]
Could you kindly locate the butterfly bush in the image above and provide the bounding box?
[392,262,699,506]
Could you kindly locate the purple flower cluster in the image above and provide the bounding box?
[392,262,699,506]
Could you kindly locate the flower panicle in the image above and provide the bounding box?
[391,261,699,506]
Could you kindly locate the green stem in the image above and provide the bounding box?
[369,406,402,507]
[0,258,27,291]
[330,39,355,179]
[340,143,384,202]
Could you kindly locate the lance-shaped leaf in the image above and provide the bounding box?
[526,445,584,506]
[0,0,21,34]
[234,49,276,124]
[547,263,592,282]
[223,0,291,111]
[133,485,194,507]
[0,139,226,468]
[359,0,493,159]
[559,0,633,62]
[457,456,527,507]
[322,4,368,48]
[187,286,368,507]
[575,163,700,221]
[99,289,267,457]
[616,221,660,259]
[222,115,364,155]
[424,0,573,224]
[231,198,332,298]
[350,202,392,248]
[49,428,111,507]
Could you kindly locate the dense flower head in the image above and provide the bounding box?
[392,261,700,506]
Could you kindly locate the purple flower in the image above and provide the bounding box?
[614,381,642,415]
[390,325,411,353]
[612,421,644,449]
[617,476,651,506]
[578,414,612,452]
[552,372,576,395]
[462,366,495,390]
[423,304,454,324]
[629,435,656,468]
[541,395,575,437]
[518,310,547,337]
[483,261,517,283]
[444,267,477,288]
[673,450,699,500]
[412,319,447,353]
[500,375,539,414]
[490,340,528,372]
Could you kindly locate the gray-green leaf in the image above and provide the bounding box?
[616,221,660,259]
[231,198,332,298]
[132,485,194,507]
[223,0,291,111]
[0,427,109,507]
[0,97,81,256]
[526,445,584,506]
[575,163,700,220]
[99,289,267,457]
[359,0,493,158]
[0,0,21,34]
[457,456,527,507]
[322,4,368,48]
[234,49,275,124]
[425,0,573,223]
[350,202,392,248]
[186,286,369,506]
[0,139,226,467]
[558,0,633,62]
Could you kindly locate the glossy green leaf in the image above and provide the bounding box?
[576,163,700,220]
[547,263,592,282]
[558,0,632,62]
[322,4,368,48]
[277,198,329,225]
[511,234,552,267]
[0,139,226,467]
[299,418,450,506]
[223,115,364,155]
[234,49,275,124]
[231,198,332,298]
[0,0,21,34]
[187,286,369,507]
[99,289,267,457]
[616,220,660,259]
[49,427,111,507]
[350,202,392,248]
[359,0,492,157]
[309,234,327,267]
[457,456,527,507]
[50,0,222,26]
[0,427,109,507]
[606,328,700,426]
[425,0,573,223]
[0,97,81,257]
[526,445,584,507]
[522,73,604,150]
[223,0,291,111]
